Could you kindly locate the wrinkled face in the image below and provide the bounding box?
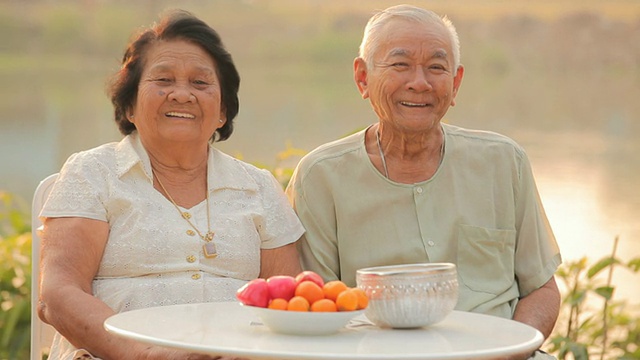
[131,40,225,148]
[355,19,463,133]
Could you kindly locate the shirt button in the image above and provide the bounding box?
[416,187,423,194]
[186,230,196,236]
[186,255,196,263]
[191,273,201,280]
[428,241,435,247]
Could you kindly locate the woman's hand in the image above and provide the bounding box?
[139,345,249,360]
[138,345,217,359]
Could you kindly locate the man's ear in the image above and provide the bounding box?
[450,65,464,107]
[354,57,370,99]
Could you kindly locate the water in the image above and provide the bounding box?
[1,1,639,302]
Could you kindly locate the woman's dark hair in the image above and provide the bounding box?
[108,10,240,142]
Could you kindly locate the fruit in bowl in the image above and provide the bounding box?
[237,271,368,335]
[237,271,368,312]
[266,275,297,301]
[244,304,365,335]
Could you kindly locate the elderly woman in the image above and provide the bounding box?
[38,10,304,360]
[286,5,561,359]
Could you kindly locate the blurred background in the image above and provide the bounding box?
[1,0,639,305]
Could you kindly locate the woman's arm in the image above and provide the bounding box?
[39,217,145,359]
[259,242,302,278]
[39,217,215,360]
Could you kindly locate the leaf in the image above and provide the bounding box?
[0,297,25,347]
[547,335,568,352]
[275,142,307,161]
[9,210,27,234]
[627,258,640,272]
[568,342,589,360]
[568,290,587,306]
[557,343,570,360]
[587,257,617,278]
[594,286,615,300]
[574,258,589,271]
[555,267,569,278]
[578,316,598,332]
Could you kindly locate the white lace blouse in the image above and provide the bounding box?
[40,132,305,359]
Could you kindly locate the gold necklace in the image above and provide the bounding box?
[153,169,217,258]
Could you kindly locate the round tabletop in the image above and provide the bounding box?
[104,301,543,360]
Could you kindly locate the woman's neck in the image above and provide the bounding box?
[145,140,210,208]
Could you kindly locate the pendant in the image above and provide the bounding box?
[203,242,217,258]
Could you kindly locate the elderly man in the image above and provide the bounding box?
[286,5,562,359]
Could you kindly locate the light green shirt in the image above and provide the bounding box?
[286,123,562,319]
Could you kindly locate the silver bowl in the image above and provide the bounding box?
[356,263,458,328]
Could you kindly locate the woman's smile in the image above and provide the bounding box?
[165,111,196,119]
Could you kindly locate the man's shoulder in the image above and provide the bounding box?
[297,129,366,171]
[444,123,525,154]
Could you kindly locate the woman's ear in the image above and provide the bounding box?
[127,108,135,123]
[354,57,370,99]
[218,106,227,127]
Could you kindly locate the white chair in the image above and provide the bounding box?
[31,173,59,360]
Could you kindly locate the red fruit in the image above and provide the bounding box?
[236,278,269,308]
[266,275,297,301]
[294,271,325,288]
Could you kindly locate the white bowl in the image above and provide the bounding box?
[356,263,458,328]
[242,304,364,336]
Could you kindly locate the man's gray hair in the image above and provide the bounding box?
[358,5,461,72]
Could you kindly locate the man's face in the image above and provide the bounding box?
[355,19,464,133]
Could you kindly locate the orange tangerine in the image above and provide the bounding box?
[351,288,369,310]
[310,298,337,312]
[268,298,288,310]
[287,296,310,311]
[295,280,324,305]
[336,288,358,311]
[322,280,348,302]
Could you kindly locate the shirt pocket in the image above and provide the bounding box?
[457,224,516,295]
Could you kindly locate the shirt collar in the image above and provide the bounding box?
[115,132,152,181]
[207,146,259,192]
[115,132,259,192]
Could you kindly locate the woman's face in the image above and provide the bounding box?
[355,19,463,134]
[131,40,225,148]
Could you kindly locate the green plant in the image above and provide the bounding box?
[0,191,32,360]
[245,141,308,189]
[547,236,640,360]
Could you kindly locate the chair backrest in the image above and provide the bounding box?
[31,173,59,360]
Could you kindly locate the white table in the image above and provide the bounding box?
[104,301,543,360]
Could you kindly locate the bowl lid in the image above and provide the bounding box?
[356,263,456,277]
